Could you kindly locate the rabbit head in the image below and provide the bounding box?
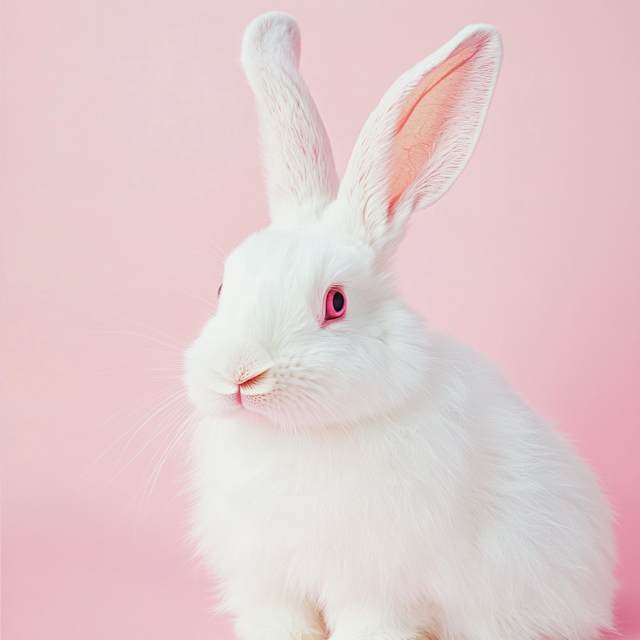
[184,12,502,431]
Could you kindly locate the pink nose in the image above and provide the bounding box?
[238,369,269,389]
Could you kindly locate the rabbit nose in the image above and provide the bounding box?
[238,369,269,387]
[216,339,274,393]
[236,366,274,395]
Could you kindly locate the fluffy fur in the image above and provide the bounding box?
[184,12,616,640]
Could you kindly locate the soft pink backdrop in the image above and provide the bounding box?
[2,1,639,638]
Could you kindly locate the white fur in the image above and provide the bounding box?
[184,12,616,640]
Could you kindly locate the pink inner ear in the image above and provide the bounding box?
[388,37,484,216]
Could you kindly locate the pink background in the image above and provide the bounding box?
[2,1,639,638]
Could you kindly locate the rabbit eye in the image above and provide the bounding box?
[217,284,222,298]
[324,287,346,323]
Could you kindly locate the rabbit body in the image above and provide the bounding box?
[184,12,616,640]
[189,325,614,640]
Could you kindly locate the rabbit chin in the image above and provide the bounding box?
[220,395,274,424]
[204,387,336,430]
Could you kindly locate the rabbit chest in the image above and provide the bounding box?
[190,406,476,601]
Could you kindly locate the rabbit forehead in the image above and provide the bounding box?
[224,227,370,295]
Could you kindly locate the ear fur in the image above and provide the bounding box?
[328,24,502,258]
[242,12,338,228]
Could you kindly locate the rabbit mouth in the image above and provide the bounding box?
[219,387,272,416]
[238,389,273,414]
[206,361,277,415]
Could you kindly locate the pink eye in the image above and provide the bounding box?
[324,287,346,323]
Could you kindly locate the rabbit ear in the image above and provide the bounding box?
[331,25,502,258]
[242,12,338,228]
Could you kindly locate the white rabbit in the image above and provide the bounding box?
[184,12,615,640]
